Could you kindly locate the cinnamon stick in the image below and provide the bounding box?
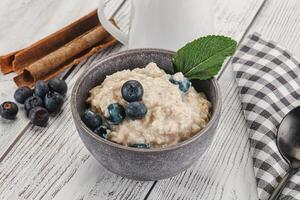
[0,50,21,74]
[0,10,118,88]
[0,10,100,75]
[26,25,110,81]
[14,36,116,87]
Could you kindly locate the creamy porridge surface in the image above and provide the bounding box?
[87,63,211,148]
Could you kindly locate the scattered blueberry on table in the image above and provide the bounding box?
[29,106,50,127]
[0,101,18,120]
[0,77,67,127]
[121,80,144,102]
[24,96,44,116]
[14,86,33,104]
[34,80,50,98]
[44,91,64,113]
[48,77,68,95]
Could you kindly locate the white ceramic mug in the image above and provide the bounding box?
[98,0,214,51]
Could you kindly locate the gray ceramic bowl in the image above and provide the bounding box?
[71,49,222,181]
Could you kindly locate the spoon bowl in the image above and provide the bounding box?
[269,106,300,200]
[278,106,300,168]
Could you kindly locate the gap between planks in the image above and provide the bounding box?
[143,0,268,199]
[217,0,268,79]
[146,0,300,199]
[0,0,268,199]
[0,0,126,162]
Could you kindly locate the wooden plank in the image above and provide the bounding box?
[147,0,300,200]
[0,0,121,159]
[147,59,259,200]
[0,2,153,200]
[0,0,97,55]
[0,0,266,200]
[249,0,300,57]
[0,45,154,200]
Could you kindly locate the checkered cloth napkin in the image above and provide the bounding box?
[232,33,300,200]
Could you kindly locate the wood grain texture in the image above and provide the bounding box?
[0,47,154,200]
[0,0,265,199]
[239,0,300,196]
[148,0,300,200]
[147,60,258,200]
[0,0,99,55]
[249,0,300,58]
[3,0,298,199]
[0,1,154,200]
[0,0,122,159]
[146,0,268,199]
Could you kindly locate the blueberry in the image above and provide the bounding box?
[121,80,144,102]
[94,125,110,139]
[14,86,33,104]
[178,78,191,93]
[34,80,49,98]
[48,77,68,95]
[126,101,147,120]
[107,103,126,124]
[81,109,102,130]
[44,91,64,113]
[129,144,150,149]
[24,96,44,116]
[169,76,179,85]
[29,106,49,127]
[170,75,191,93]
[0,101,18,120]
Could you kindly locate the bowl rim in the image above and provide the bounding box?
[71,48,222,153]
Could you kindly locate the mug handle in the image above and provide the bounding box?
[97,0,129,46]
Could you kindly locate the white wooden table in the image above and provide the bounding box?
[1,0,300,199]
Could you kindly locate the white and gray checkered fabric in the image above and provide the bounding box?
[232,33,300,200]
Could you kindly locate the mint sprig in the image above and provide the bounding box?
[172,35,237,80]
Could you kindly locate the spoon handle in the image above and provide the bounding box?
[268,168,298,200]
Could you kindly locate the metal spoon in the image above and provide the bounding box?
[268,106,300,200]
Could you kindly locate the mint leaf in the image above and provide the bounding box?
[173,35,237,80]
